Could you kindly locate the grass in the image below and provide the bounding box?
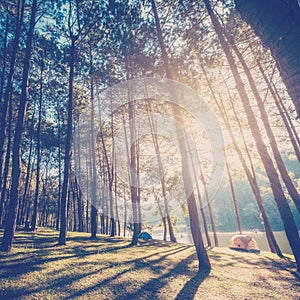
[0,228,299,299]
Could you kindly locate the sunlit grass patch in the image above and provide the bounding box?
[0,228,299,299]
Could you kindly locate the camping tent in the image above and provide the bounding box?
[138,232,153,240]
[229,235,260,253]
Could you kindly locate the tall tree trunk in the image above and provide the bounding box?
[226,161,242,234]
[275,88,300,149]
[152,187,168,242]
[187,141,211,247]
[257,61,300,164]
[205,1,298,267]
[0,94,13,224]
[147,105,176,242]
[56,104,62,231]
[128,99,141,246]
[226,32,300,214]
[75,177,84,232]
[151,0,210,270]
[71,176,77,231]
[201,51,282,256]
[0,15,9,106]
[214,76,282,256]
[114,157,120,236]
[89,48,98,239]
[58,36,76,245]
[74,120,84,232]
[199,162,218,247]
[0,0,38,252]
[123,188,127,237]
[85,150,89,233]
[235,0,300,117]
[224,76,282,256]
[0,0,25,196]
[31,62,44,231]
[122,115,132,238]
[17,120,34,226]
[108,95,115,237]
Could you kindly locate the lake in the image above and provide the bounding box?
[151,228,296,255]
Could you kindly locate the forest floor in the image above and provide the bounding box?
[0,228,299,300]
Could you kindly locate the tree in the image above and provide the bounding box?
[58,0,97,245]
[146,103,177,242]
[223,26,300,215]
[30,49,44,231]
[226,161,242,234]
[0,0,25,197]
[235,0,300,117]
[150,0,211,271]
[1,0,38,252]
[204,0,299,271]
[201,62,282,256]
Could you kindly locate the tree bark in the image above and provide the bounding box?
[56,103,62,231]
[147,105,177,242]
[226,161,242,234]
[0,0,38,252]
[235,0,300,117]
[226,32,300,214]
[31,61,44,231]
[151,0,211,270]
[89,48,98,239]
[205,0,298,268]
[257,61,300,164]
[187,140,212,247]
[0,15,9,106]
[210,70,282,256]
[0,94,13,225]
[0,0,25,196]
[58,36,76,245]
[128,99,141,246]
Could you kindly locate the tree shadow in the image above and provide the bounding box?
[113,252,199,300]
[175,269,210,300]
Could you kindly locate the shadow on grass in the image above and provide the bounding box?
[111,252,201,300]
[64,245,193,299]
[213,248,299,280]
[2,229,298,299]
[1,229,194,299]
[175,269,210,300]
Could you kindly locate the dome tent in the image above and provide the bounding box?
[229,235,260,253]
[138,232,153,240]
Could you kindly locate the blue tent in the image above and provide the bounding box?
[138,232,153,240]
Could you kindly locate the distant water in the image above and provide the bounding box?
[151,228,297,255]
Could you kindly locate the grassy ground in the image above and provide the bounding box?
[0,228,299,300]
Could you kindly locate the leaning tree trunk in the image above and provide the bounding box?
[205,0,298,270]
[187,140,212,247]
[257,60,300,164]
[210,71,282,256]
[151,0,211,270]
[147,105,177,242]
[226,161,242,235]
[199,161,218,247]
[0,0,25,196]
[226,33,300,214]
[235,0,300,117]
[0,0,38,252]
